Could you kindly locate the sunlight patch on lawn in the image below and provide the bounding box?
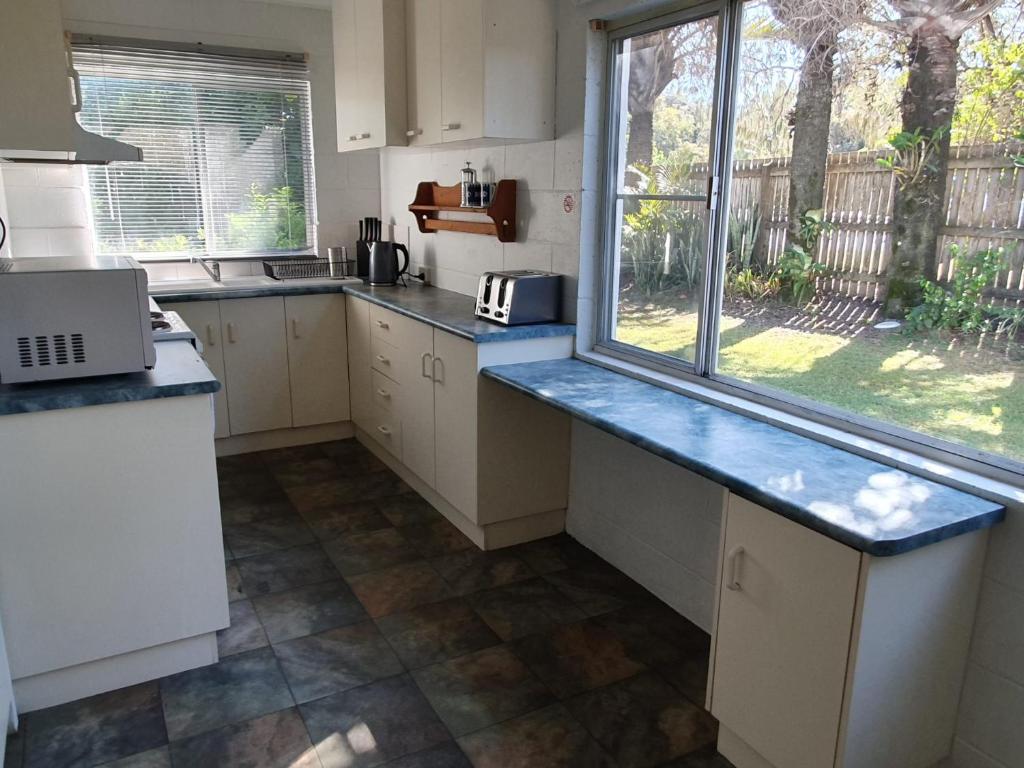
[719,327,849,376]
[880,349,945,372]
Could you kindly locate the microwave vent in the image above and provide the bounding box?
[17,333,86,368]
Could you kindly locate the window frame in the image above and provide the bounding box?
[593,0,1024,480]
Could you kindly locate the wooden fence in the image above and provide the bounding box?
[718,142,1024,302]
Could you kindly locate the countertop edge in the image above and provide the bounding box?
[481,363,1007,557]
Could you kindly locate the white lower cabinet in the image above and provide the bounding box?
[165,294,350,438]
[709,495,989,768]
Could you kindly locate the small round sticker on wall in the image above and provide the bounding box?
[563,193,575,214]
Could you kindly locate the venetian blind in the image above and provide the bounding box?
[72,39,317,258]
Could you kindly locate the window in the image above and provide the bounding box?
[73,38,317,258]
[601,1,1024,470]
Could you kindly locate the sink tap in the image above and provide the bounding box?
[192,256,221,282]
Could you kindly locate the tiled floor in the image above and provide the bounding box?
[4,439,735,768]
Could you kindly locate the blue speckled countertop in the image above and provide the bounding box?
[0,341,220,416]
[481,358,1005,556]
[156,279,576,343]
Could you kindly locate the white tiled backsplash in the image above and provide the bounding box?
[0,164,94,259]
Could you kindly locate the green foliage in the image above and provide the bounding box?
[726,267,782,301]
[905,246,1005,334]
[226,185,307,252]
[953,39,1024,145]
[777,209,832,306]
[727,206,761,271]
[877,127,949,191]
[130,234,199,254]
[1014,130,1024,168]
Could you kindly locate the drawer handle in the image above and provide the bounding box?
[726,546,745,591]
[441,122,460,131]
[377,425,392,436]
[205,324,215,347]
[421,351,433,378]
[226,322,237,344]
[291,318,301,339]
[432,355,445,384]
[406,128,422,137]
[376,354,390,365]
[376,388,391,399]
[376,320,389,330]
[350,132,370,141]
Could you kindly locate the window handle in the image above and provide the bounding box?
[726,546,745,591]
[706,175,719,211]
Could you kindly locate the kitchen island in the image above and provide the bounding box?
[0,340,228,712]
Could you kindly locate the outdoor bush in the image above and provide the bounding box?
[726,266,782,301]
[905,245,1005,333]
[728,205,761,271]
[226,185,307,252]
[777,209,831,305]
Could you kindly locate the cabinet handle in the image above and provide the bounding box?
[291,318,301,339]
[376,388,391,399]
[226,322,237,344]
[432,355,445,384]
[350,132,370,141]
[421,351,433,378]
[376,320,389,330]
[441,122,460,131]
[205,324,215,347]
[376,354,390,366]
[726,546,745,591]
[377,425,392,436]
[406,128,422,137]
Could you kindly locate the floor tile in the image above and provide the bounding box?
[595,602,711,669]
[322,528,419,576]
[273,621,404,704]
[319,439,389,477]
[96,746,171,767]
[376,598,501,669]
[347,560,455,618]
[543,562,652,616]
[226,563,246,602]
[218,599,270,658]
[412,645,553,737]
[160,647,294,741]
[220,497,298,527]
[272,457,344,489]
[301,675,450,768]
[379,742,470,768]
[260,444,330,466]
[468,578,586,641]
[4,730,24,768]
[457,703,614,768]
[429,550,534,596]
[399,520,474,559]
[224,515,317,559]
[287,472,410,513]
[566,672,718,767]
[168,708,321,768]
[236,543,340,596]
[658,656,711,708]
[376,494,442,528]
[299,500,393,540]
[252,580,369,643]
[22,682,166,768]
[659,746,736,767]
[510,534,604,574]
[512,619,647,699]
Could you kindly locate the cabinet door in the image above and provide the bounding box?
[220,297,292,435]
[346,296,374,434]
[396,319,436,487]
[163,301,230,439]
[405,0,442,146]
[0,609,14,757]
[432,330,478,518]
[332,0,363,151]
[440,0,484,142]
[285,294,350,428]
[711,495,861,768]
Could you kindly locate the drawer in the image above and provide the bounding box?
[370,304,404,347]
[370,336,399,380]
[371,369,399,413]
[367,404,401,458]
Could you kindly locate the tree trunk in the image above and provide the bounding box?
[786,36,836,253]
[626,109,655,181]
[884,31,959,317]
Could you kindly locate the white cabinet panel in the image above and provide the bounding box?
[711,495,861,768]
[432,329,478,518]
[285,294,350,428]
[405,0,442,146]
[0,610,14,755]
[219,297,292,435]
[439,0,484,143]
[163,301,229,439]
[397,319,436,487]
[346,294,374,434]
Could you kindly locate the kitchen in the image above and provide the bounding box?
[1,0,1022,767]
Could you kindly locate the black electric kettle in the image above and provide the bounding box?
[368,242,410,286]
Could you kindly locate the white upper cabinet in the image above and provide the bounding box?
[333,0,408,152]
[404,0,443,146]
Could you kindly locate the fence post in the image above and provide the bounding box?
[753,160,775,268]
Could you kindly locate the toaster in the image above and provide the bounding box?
[475,270,561,326]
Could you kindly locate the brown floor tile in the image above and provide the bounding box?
[595,602,711,669]
[378,742,470,768]
[287,472,410,513]
[301,675,450,768]
[412,645,553,737]
[160,647,294,742]
[168,708,320,767]
[22,682,167,768]
[429,550,534,596]
[236,543,340,596]
[271,457,345,489]
[456,704,614,768]
[376,598,500,669]
[566,672,718,767]
[543,562,651,616]
[468,578,586,641]
[224,515,317,559]
[98,746,172,767]
[320,439,389,477]
[399,520,474,559]
[299,500,393,540]
[376,494,442,528]
[512,619,647,699]
[659,745,736,767]
[658,656,711,708]
[509,534,604,574]
[322,528,419,576]
[273,621,404,704]
[218,599,270,658]
[259,444,331,466]
[220,497,299,527]
[252,580,369,643]
[347,560,455,618]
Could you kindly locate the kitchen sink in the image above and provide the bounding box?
[148,275,280,295]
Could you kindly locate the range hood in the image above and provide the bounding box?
[0,0,143,165]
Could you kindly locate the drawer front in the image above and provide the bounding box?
[369,304,404,347]
[371,336,400,380]
[371,369,399,413]
[368,404,402,458]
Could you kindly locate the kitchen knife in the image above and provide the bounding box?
[359,219,364,242]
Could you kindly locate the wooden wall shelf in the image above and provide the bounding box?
[409,180,517,243]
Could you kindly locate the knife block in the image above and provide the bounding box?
[356,240,371,278]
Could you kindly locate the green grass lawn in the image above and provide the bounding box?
[616,301,1024,463]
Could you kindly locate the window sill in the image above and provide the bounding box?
[576,348,1024,510]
